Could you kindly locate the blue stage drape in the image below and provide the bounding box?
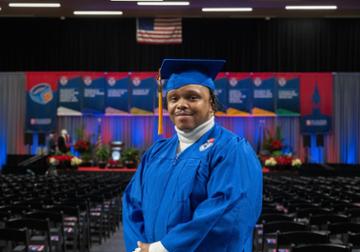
[0,72,359,167]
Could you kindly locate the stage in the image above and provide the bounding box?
[78,167,136,173]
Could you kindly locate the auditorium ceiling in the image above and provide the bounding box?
[0,0,359,18]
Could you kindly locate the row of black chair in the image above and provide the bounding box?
[254,174,360,252]
[0,172,133,252]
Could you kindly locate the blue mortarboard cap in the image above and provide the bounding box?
[160,59,225,92]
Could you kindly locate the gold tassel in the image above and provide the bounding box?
[157,70,163,135]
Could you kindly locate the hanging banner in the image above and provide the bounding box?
[274,73,300,116]
[214,73,229,115]
[26,72,58,132]
[81,73,106,115]
[300,73,332,134]
[252,74,276,116]
[25,72,332,123]
[105,72,130,115]
[57,72,84,116]
[129,72,156,114]
[226,73,253,116]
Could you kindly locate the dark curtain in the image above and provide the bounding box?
[1,18,360,72]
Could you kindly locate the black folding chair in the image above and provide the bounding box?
[309,214,349,230]
[262,221,308,252]
[348,232,360,247]
[276,231,329,252]
[258,214,293,224]
[328,222,360,234]
[52,205,81,252]
[296,208,332,218]
[0,211,12,228]
[6,218,52,252]
[328,222,360,245]
[0,227,29,252]
[346,208,360,223]
[25,211,66,252]
[292,243,351,252]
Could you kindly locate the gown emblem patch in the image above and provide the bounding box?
[199,138,215,152]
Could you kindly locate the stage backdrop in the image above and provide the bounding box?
[2,72,359,168]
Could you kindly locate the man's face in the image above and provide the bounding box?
[167,84,214,132]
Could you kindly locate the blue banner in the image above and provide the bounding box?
[227,75,253,115]
[105,74,130,114]
[57,74,83,116]
[252,76,276,116]
[26,72,58,132]
[129,73,156,114]
[276,77,300,116]
[214,75,228,114]
[82,75,106,115]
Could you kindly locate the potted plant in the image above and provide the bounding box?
[95,145,110,168]
[121,147,140,168]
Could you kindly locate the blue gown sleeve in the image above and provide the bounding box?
[161,138,263,252]
[122,151,149,251]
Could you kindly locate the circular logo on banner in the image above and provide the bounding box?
[83,76,92,86]
[59,76,68,86]
[278,77,287,87]
[29,83,53,105]
[254,77,262,87]
[132,77,141,86]
[229,77,238,87]
[108,77,116,86]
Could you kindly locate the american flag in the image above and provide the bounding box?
[96,118,102,148]
[136,17,182,44]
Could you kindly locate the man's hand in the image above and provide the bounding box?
[137,241,150,252]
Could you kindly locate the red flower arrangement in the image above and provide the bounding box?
[48,155,82,169]
[49,155,73,163]
[263,126,284,154]
[74,140,90,153]
[108,159,121,168]
[260,126,302,170]
[274,155,293,166]
[270,139,283,151]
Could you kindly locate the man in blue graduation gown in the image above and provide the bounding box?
[123,59,262,252]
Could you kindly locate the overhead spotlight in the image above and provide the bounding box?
[202,7,253,12]
[111,0,163,1]
[285,5,337,10]
[9,2,61,8]
[73,11,123,15]
[137,1,189,6]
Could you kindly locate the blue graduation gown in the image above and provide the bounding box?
[122,123,262,252]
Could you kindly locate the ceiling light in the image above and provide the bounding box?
[9,3,61,8]
[137,1,189,6]
[285,5,337,10]
[73,11,123,15]
[202,7,253,12]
